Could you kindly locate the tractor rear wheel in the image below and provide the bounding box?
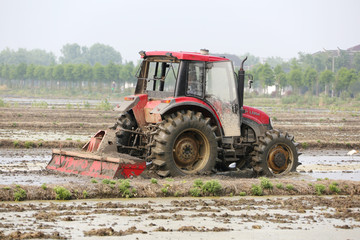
[152,110,219,177]
[252,129,299,177]
[116,113,137,154]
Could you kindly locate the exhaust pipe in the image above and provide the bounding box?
[237,56,248,133]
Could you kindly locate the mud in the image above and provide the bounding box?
[0,106,359,149]
[0,104,360,239]
[0,196,359,239]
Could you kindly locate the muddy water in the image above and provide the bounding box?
[0,129,90,141]
[0,196,359,239]
[0,149,359,186]
[296,149,360,181]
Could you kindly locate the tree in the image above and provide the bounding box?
[353,53,360,72]
[336,68,357,96]
[93,63,105,90]
[33,66,46,87]
[60,43,83,64]
[335,50,351,71]
[119,62,136,86]
[274,65,287,96]
[258,63,274,93]
[87,43,122,65]
[319,70,335,96]
[264,56,284,68]
[288,69,303,94]
[303,67,317,95]
[81,64,93,91]
[15,63,27,80]
[105,62,120,82]
[53,65,65,89]
[0,48,55,65]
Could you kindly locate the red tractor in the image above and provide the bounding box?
[48,50,299,178]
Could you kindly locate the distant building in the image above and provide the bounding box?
[312,43,360,71]
[347,44,360,52]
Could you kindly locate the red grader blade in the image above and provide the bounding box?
[46,129,146,179]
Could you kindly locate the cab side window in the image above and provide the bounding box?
[186,61,204,97]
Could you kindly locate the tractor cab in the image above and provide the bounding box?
[134,51,241,137]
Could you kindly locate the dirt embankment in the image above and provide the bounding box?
[1,175,359,201]
[0,106,359,149]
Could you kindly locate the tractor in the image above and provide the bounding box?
[47,49,300,178]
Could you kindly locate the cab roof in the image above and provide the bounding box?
[143,51,229,62]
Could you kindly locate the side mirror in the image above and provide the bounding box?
[247,74,253,89]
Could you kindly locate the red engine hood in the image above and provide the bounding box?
[243,106,270,125]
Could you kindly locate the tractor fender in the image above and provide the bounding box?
[114,96,140,113]
[156,101,223,136]
[113,94,148,127]
[242,117,270,141]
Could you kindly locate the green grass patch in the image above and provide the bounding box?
[14,186,27,201]
[24,141,34,148]
[0,98,8,107]
[31,101,48,108]
[189,179,222,197]
[97,99,112,111]
[315,184,326,195]
[54,186,72,200]
[260,177,273,190]
[83,190,88,199]
[329,182,340,194]
[102,179,111,184]
[251,184,263,196]
[161,184,170,196]
[189,187,201,197]
[202,180,222,196]
[13,140,19,148]
[118,179,136,198]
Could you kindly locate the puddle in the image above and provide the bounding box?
[0,149,360,185]
[0,129,90,141]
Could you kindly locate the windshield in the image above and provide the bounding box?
[205,61,240,136]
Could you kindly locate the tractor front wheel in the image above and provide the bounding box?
[252,130,299,177]
[152,110,219,177]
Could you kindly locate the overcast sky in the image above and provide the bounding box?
[1,0,359,63]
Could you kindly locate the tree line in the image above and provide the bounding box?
[0,43,123,66]
[0,62,137,92]
[247,50,360,98]
[0,43,133,93]
[0,43,360,97]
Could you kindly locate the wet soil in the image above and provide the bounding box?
[0,106,359,149]
[0,105,359,239]
[0,196,359,239]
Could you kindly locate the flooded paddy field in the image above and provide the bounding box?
[0,148,359,186]
[1,196,360,239]
[0,103,359,239]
